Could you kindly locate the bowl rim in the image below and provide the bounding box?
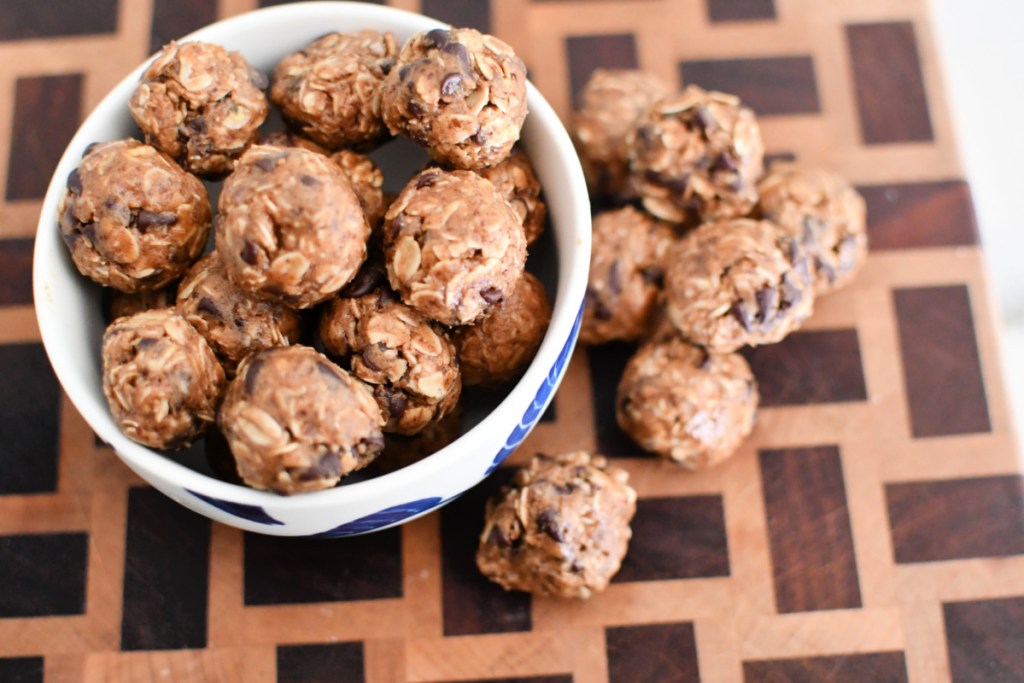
[32,0,591,510]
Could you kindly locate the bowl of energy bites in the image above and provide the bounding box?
[32,2,590,536]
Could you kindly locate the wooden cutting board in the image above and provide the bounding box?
[0,0,1020,681]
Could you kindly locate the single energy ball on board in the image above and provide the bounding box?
[757,164,868,294]
[571,69,671,199]
[102,308,226,450]
[271,30,397,150]
[176,252,302,375]
[380,27,528,169]
[216,145,370,309]
[476,147,547,246]
[628,84,764,224]
[616,337,758,468]
[476,451,637,599]
[218,346,385,494]
[580,205,675,345]
[453,271,551,386]
[129,41,269,177]
[664,218,815,352]
[58,139,211,293]
[383,168,527,326]
[319,264,462,436]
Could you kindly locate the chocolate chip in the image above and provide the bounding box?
[780,273,803,310]
[535,508,564,542]
[440,72,463,98]
[640,265,664,286]
[361,433,386,453]
[755,286,778,327]
[298,451,341,482]
[731,299,754,332]
[488,525,513,548]
[66,168,83,194]
[197,297,220,318]
[342,263,386,298]
[380,59,394,75]
[137,338,159,350]
[374,385,407,418]
[245,357,264,394]
[255,156,277,172]
[424,28,451,49]
[249,69,268,90]
[296,174,319,187]
[407,100,425,118]
[480,287,504,305]
[712,152,738,174]
[398,64,412,82]
[82,223,97,245]
[471,128,489,145]
[594,301,612,321]
[187,116,207,134]
[607,261,622,295]
[416,171,440,189]
[241,240,260,265]
[136,210,178,232]
[693,105,715,132]
[442,41,471,73]
[82,142,101,158]
[361,347,381,372]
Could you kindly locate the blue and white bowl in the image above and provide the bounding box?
[32,2,591,536]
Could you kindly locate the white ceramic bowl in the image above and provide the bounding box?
[32,2,590,536]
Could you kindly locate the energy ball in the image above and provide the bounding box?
[330,150,387,228]
[176,252,302,375]
[383,168,527,325]
[58,139,211,293]
[664,219,815,352]
[102,308,225,450]
[216,145,370,309]
[218,346,385,494]
[581,206,675,345]
[476,147,546,246]
[616,337,758,468]
[105,284,177,324]
[476,451,637,599]
[629,85,764,224]
[757,164,868,294]
[319,271,462,436]
[454,271,551,386]
[381,27,528,169]
[270,30,397,150]
[571,69,671,199]
[129,41,269,177]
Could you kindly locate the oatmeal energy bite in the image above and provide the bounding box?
[629,84,764,224]
[571,69,670,199]
[218,346,385,494]
[102,309,226,450]
[664,218,815,352]
[581,205,674,345]
[454,271,551,386]
[320,266,462,436]
[476,147,546,246]
[477,451,637,599]
[59,139,211,293]
[177,252,302,375]
[616,337,758,468]
[757,163,868,294]
[271,30,397,150]
[130,41,269,177]
[383,168,527,325]
[381,27,528,169]
[217,145,370,308]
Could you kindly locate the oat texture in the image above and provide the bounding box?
[477,451,637,599]
[758,163,868,294]
[102,308,226,450]
[58,139,211,293]
[664,218,815,352]
[218,346,384,494]
[616,336,758,468]
[383,168,527,325]
[476,147,546,246]
[629,85,764,224]
[216,145,369,309]
[330,149,387,228]
[381,27,528,169]
[581,205,675,345]
[129,41,269,177]
[571,69,670,199]
[454,271,551,386]
[320,272,462,436]
[176,252,302,375]
[271,30,397,150]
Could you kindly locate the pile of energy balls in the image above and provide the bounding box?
[472,70,869,601]
[59,27,555,495]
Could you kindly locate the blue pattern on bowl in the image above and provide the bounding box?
[186,489,284,526]
[485,301,584,475]
[311,496,444,537]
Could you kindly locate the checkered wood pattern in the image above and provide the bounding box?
[0,0,1020,681]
